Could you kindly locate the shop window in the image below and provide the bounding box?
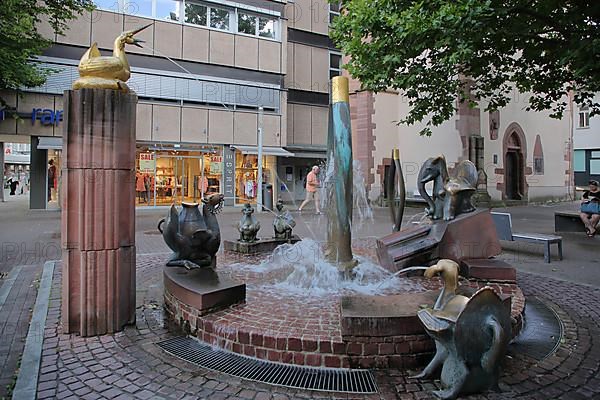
[574,150,586,172]
[135,145,223,207]
[591,152,600,175]
[234,152,275,205]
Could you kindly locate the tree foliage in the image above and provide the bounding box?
[0,0,94,107]
[330,0,600,135]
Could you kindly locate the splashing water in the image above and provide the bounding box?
[319,159,373,224]
[233,239,423,296]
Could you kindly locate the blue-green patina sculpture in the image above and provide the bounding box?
[413,259,512,400]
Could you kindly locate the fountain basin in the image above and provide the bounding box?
[163,242,525,370]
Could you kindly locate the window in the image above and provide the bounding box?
[185,3,207,26]
[329,52,342,79]
[95,0,279,39]
[578,106,590,129]
[329,1,340,24]
[238,12,256,35]
[534,158,544,174]
[574,150,586,172]
[237,12,276,39]
[94,0,122,12]
[155,0,181,21]
[258,16,275,38]
[210,7,230,30]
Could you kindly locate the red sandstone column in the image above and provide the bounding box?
[61,89,137,336]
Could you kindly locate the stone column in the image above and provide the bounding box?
[0,142,4,202]
[61,89,137,336]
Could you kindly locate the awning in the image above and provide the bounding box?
[283,145,327,159]
[37,137,62,150]
[232,145,294,157]
[4,153,30,164]
[289,151,327,159]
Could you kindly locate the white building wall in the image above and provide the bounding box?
[369,91,571,203]
[573,93,600,150]
[481,96,571,202]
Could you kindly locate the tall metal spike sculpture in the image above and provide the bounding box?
[324,76,356,272]
[387,148,406,231]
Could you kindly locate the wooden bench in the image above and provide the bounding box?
[491,212,563,263]
[555,211,599,233]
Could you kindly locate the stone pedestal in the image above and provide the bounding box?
[376,209,502,272]
[61,89,137,336]
[223,236,301,254]
[164,267,246,317]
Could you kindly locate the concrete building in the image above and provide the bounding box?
[573,94,600,187]
[0,0,340,209]
[348,83,575,204]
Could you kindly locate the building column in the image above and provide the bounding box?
[29,137,47,209]
[62,89,137,336]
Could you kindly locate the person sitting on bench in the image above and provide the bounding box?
[580,180,600,237]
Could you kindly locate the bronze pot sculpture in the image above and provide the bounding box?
[158,194,224,269]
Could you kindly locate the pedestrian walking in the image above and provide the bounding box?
[298,166,321,214]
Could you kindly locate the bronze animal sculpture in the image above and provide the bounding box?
[158,194,224,269]
[238,203,260,242]
[73,24,151,92]
[418,156,478,221]
[413,259,511,400]
[273,199,296,239]
[387,148,406,231]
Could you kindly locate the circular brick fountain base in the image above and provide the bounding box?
[164,242,525,370]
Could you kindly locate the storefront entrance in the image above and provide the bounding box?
[135,144,223,207]
[47,149,62,209]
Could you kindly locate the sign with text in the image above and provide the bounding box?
[139,153,155,171]
[223,147,235,206]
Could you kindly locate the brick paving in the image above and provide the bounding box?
[162,243,524,370]
[34,256,599,399]
[0,264,42,398]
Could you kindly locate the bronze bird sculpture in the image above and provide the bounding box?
[73,24,151,92]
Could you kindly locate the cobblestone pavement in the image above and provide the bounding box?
[34,255,599,400]
[0,264,41,398]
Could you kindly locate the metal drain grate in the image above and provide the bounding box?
[157,336,378,393]
[509,296,563,361]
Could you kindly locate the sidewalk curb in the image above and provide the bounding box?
[12,260,55,400]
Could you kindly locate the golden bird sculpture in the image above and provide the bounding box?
[73,24,152,92]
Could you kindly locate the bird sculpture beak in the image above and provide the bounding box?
[132,38,145,48]
[131,23,152,36]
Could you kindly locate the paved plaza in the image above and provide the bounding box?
[0,196,599,399]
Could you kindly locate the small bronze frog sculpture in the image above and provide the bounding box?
[273,199,296,239]
[238,203,260,242]
[414,259,511,400]
[158,194,224,269]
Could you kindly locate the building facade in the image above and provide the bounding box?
[348,84,574,204]
[0,0,339,209]
[573,94,600,187]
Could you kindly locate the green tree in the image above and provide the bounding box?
[330,0,600,135]
[0,0,94,108]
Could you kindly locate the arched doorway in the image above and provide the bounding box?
[503,125,527,200]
